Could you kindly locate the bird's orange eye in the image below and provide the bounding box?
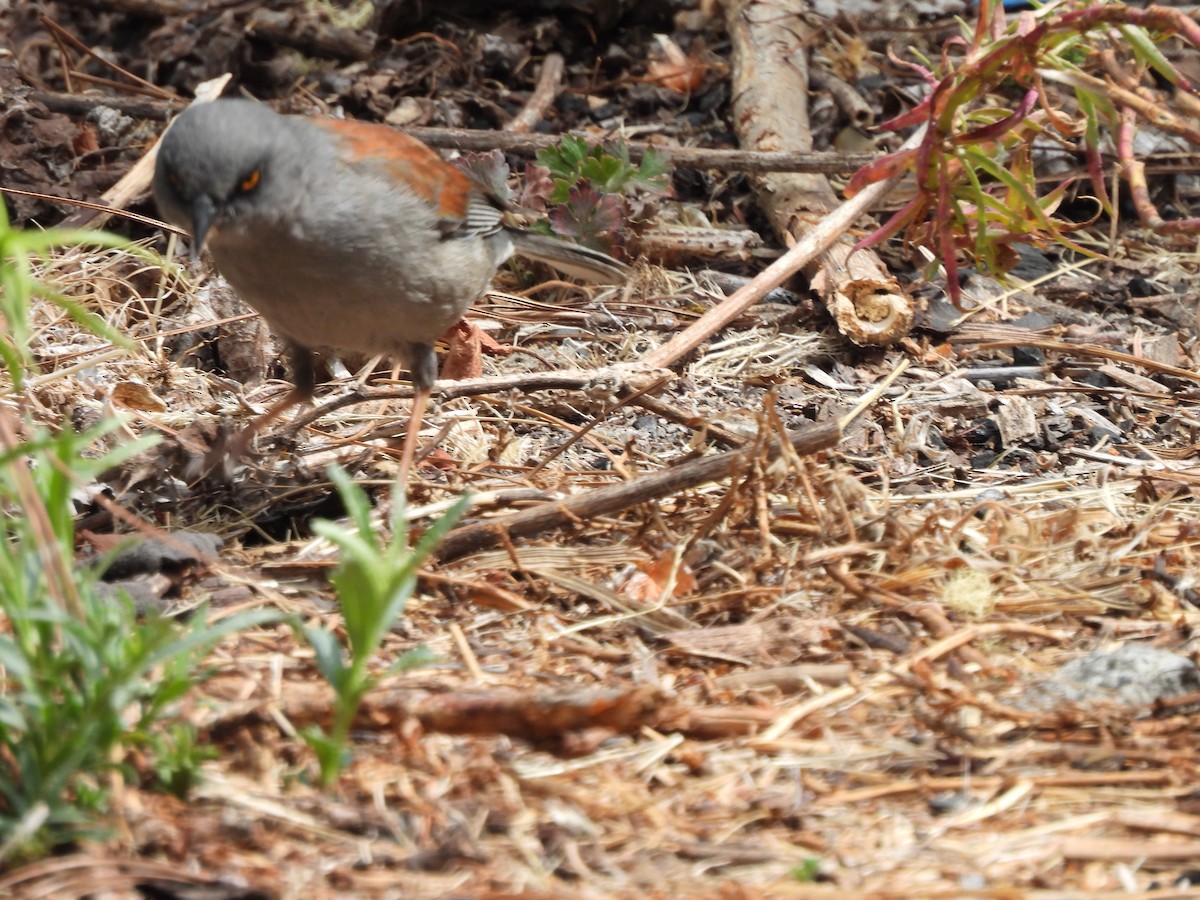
[239,169,261,193]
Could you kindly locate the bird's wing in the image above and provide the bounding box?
[315,117,503,239]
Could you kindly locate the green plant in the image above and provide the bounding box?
[0,420,281,860]
[538,137,670,253]
[0,209,281,859]
[537,135,671,204]
[301,466,468,787]
[143,723,220,799]
[454,137,669,255]
[790,857,822,883]
[849,0,1200,305]
[0,195,137,388]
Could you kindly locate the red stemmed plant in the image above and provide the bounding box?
[849,0,1200,307]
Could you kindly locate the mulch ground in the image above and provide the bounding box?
[5,0,1200,896]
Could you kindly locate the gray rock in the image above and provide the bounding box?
[1021,644,1200,713]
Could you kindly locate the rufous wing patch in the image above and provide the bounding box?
[316,118,472,222]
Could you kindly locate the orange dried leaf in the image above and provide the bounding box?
[438,320,484,380]
[621,549,699,602]
[648,34,710,94]
[112,381,167,413]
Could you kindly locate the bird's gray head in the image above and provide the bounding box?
[153,99,303,258]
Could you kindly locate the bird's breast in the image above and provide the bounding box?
[208,218,498,357]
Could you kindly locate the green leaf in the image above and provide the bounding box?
[580,154,632,194]
[303,626,348,691]
[139,608,285,674]
[630,146,672,194]
[326,466,377,549]
[1118,23,1178,86]
[410,495,471,563]
[388,645,437,675]
[299,725,347,784]
[790,858,822,883]
[537,134,591,181]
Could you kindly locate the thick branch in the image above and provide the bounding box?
[28,92,875,173]
[722,0,913,345]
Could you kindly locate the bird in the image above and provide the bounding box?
[152,97,628,481]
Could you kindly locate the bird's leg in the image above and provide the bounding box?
[396,387,428,485]
[396,343,438,486]
[230,342,316,454]
[189,343,315,478]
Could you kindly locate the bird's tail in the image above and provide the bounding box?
[508,231,631,284]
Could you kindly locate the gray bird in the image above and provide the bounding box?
[153,97,627,478]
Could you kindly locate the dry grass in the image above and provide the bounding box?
[7,240,1200,898]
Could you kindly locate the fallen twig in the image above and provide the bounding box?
[641,136,921,368]
[30,89,879,174]
[435,418,842,561]
[506,52,564,133]
[281,365,674,435]
[961,335,1200,384]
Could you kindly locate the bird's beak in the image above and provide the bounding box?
[189,194,217,261]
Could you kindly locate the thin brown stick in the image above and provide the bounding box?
[506,53,564,133]
[26,90,879,173]
[38,14,180,101]
[48,22,75,94]
[410,127,878,174]
[527,372,674,476]
[623,390,748,449]
[640,125,924,370]
[61,70,184,100]
[282,365,674,435]
[964,335,1200,384]
[30,91,176,120]
[817,770,1173,806]
[435,418,842,561]
[511,402,633,477]
[0,187,178,231]
[753,621,1066,744]
[825,561,991,670]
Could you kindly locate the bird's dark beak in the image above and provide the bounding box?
[189,194,217,261]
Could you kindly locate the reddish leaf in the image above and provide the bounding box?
[549,186,623,253]
[953,89,1038,145]
[519,163,554,212]
[648,34,712,94]
[846,147,918,195]
[619,550,698,602]
[439,320,483,381]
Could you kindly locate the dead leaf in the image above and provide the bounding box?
[619,548,699,602]
[648,34,712,94]
[664,616,832,665]
[72,121,99,155]
[439,320,484,380]
[112,381,167,413]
